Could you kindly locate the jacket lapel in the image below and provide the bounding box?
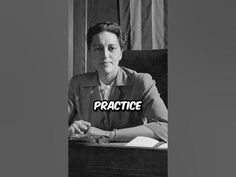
[109,86,121,101]
[90,86,109,120]
[90,86,101,101]
[84,67,134,127]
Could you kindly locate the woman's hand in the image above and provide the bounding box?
[86,127,110,138]
[86,127,113,143]
[68,120,91,136]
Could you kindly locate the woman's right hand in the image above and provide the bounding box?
[68,120,91,136]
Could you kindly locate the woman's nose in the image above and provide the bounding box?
[102,48,109,58]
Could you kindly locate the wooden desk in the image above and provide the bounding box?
[69,141,167,177]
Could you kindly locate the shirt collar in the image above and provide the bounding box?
[99,80,115,90]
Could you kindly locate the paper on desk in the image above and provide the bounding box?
[125,136,160,148]
[157,143,168,149]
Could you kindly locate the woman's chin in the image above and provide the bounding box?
[103,67,113,74]
[99,66,115,74]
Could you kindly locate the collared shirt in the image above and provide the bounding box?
[98,80,115,100]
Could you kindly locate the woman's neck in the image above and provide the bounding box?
[98,68,119,85]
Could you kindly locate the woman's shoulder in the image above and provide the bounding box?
[120,66,154,86]
[69,72,97,87]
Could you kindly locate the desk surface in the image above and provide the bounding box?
[69,140,168,177]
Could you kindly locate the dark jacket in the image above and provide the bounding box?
[68,67,168,142]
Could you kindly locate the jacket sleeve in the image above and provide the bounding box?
[140,74,168,142]
[68,77,77,126]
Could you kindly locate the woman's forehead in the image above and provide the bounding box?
[91,31,119,45]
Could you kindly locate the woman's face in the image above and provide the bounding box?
[89,31,122,75]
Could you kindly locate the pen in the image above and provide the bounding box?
[88,135,98,144]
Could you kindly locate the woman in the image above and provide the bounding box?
[68,22,168,143]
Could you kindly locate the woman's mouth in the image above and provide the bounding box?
[100,60,112,65]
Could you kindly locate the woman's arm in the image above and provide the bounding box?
[135,73,168,142]
[86,125,155,142]
[110,125,156,141]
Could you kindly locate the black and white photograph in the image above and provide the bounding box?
[2,0,236,177]
[68,0,168,176]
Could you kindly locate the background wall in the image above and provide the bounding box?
[69,0,167,80]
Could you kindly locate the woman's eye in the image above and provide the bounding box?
[93,47,101,51]
[109,46,116,51]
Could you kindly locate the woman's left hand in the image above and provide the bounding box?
[86,127,110,138]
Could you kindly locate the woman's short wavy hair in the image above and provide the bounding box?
[87,22,126,50]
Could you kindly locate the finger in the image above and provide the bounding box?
[81,120,91,127]
[74,121,89,132]
[68,126,75,136]
[79,124,89,132]
[71,124,83,134]
[74,120,91,129]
